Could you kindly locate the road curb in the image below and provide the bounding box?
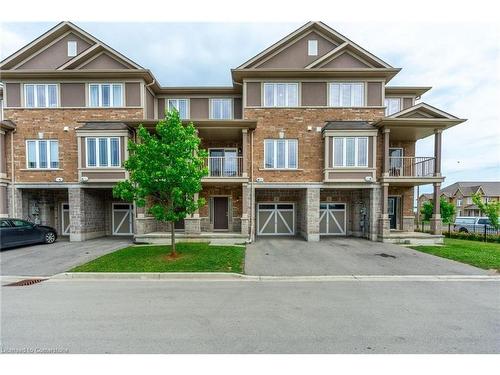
[50,272,500,282]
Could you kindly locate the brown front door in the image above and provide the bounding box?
[213,197,229,230]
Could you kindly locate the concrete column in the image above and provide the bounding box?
[241,129,248,178]
[430,182,442,235]
[240,183,250,236]
[368,186,381,241]
[434,129,442,176]
[383,128,390,176]
[7,186,23,218]
[0,184,8,218]
[185,192,201,234]
[378,183,390,238]
[304,188,320,242]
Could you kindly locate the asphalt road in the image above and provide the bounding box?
[1,278,499,353]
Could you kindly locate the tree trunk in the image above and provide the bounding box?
[170,221,176,256]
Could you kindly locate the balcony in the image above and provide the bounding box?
[388,157,435,177]
[203,156,247,182]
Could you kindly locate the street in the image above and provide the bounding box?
[1,278,499,353]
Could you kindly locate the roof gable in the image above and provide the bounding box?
[389,103,459,119]
[0,21,143,71]
[237,21,392,70]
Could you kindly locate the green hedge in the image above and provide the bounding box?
[443,231,500,243]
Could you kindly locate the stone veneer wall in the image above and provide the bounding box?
[4,108,143,183]
[245,108,384,183]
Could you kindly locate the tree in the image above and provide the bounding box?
[113,110,208,256]
[472,193,500,230]
[420,197,456,224]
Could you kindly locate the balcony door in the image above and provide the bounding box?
[389,148,403,176]
[209,148,238,177]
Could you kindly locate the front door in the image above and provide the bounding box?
[213,197,229,230]
[388,197,398,229]
[61,203,70,235]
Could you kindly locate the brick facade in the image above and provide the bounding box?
[4,108,142,183]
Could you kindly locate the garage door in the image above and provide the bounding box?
[257,203,295,235]
[320,203,346,235]
[112,203,133,235]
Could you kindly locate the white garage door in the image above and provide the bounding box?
[320,203,346,235]
[257,203,295,236]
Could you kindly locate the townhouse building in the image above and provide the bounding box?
[0,21,466,245]
[419,181,500,218]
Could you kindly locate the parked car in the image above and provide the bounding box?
[0,218,57,250]
[453,216,499,234]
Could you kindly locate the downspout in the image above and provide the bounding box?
[250,129,255,242]
[10,128,16,217]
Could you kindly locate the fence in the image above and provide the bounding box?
[417,220,500,242]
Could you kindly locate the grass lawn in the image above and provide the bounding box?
[411,238,500,270]
[70,242,245,273]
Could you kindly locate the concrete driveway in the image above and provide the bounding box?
[245,237,487,276]
[0,237,131,277]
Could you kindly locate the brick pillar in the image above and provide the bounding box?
[184,192,201,234]
[378,183,390,238]
[430,182,442,235]
[305,188,320,242]
[241,183,250,237]
[69,187,84,242]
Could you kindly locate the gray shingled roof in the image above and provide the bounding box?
[78,122,129,130]
[441,181,500,197]
[322,121,375,131]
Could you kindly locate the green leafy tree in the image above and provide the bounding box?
[472,193,500,230]
[420,197,456,224]
[113,110,208,256]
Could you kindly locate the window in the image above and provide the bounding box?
[11,219,33,228]
[466,197,472,204]
[167,99,189,119]
[210,98,232,119]
[26,140,59,169]
[385,97,401,116]
[88,83,123,107]
[329,82,364,107]
[308,40,318,56]
[86,137,120,167]
[457,199,462,207]
[264,139,298,169]
[0,219,11,227]
[263,83,299,107]
[67,41,77,57]
[332,137,369,167]
[24,84,58,108]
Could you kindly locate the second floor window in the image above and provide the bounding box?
[210,98,232,119]
[264,139,298,169]
[26,140,59,169]
[332,137,368,167]
[385,97,401,116]
[264,83,298,107]
[168,99,189,119]
[25,84,58,108]
[457,199,462,207]
[86,137,120,168]
[329,82,364,107]
[89,83,123,107]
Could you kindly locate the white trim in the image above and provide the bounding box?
[24,83,58,108]
[67,40,77,57]
[257,202,295,236]
[307,39,318,56]
[331,137,368,168]
[167,98,190,119]
[264,139,298,169]
[85,137,121,168]
[328,81,365,107]
[112,203,133,235]
[209,98,233,119]
[263,82,299,107]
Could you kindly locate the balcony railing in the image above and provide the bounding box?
[205,156,243,177]
[388,156,435,177]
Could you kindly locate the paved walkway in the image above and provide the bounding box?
[0,237,131,276]
[245,237,487,276]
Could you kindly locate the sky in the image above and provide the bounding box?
[1,21,499,194]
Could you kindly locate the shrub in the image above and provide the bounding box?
[443,230,500,243]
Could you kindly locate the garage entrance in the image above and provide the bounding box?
[112,203,133,235]
[257,203,295,236]
[319,202,346,235]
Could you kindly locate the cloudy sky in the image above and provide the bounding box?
[1,21,499,194]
